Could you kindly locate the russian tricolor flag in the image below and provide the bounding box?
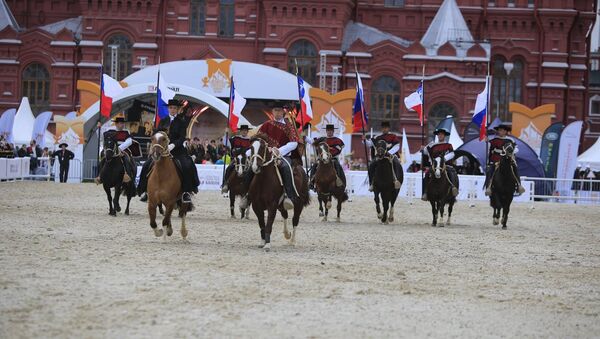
[228,77,247,133]
[100,74,123,118]
[472,77,489,141]
[296,75,313,126]
[404,84,423,126]
[352,72,368,133]
[155,71,175,127]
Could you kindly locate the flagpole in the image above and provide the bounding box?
[96,55,104,176]
[354,58,370,177]
[222,76,233,188]
[294,58,310,173]
[485,61,491,177]
[154,56,161,128]
[420,64,425,196]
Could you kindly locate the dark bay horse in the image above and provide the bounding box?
[314,141,348,222]
[147,132,192,240]
[227,151,251,219]
[100,135,136,216]
[490,144,518,229]
[248,135,310,251]
[372,140,401,224]
[425,156,456,227]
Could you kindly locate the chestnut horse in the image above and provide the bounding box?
[248,135,310,251]
[100,135,136,216]
[314,141,348,222]
[147,132,192,240]
[227,151,251,219]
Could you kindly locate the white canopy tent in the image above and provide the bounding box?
[578,136,600,170]
[11,98,54,147]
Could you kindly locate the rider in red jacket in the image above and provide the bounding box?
[484,123,525,195]
[307,124,346,190]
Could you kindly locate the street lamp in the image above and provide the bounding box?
[503,62,514,121]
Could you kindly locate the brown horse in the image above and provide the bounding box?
[314,141,348,222]
[147,132,192,240]
[227,151,251,219]
[248,135,310,251]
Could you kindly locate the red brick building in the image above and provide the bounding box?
[0,0,597,150]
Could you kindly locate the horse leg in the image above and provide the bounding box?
[374,192,382,219]
[291,203,302,246]
[279,207,291,240]
[245,200,251,219]
[104,185,115,216]
[253,205,266,247]
[163,203,175,239]
[438,203,445,227]
[322,196,329,222]
[318,195,324,217]
[447,201,454,225]
[149,202,163,237]
[263,207,277,252]
[501,203,510,230]
[430,200,437,227]
[336,196,342,222]
[381,196,389,224]
[493,206,500,225]
[158,204,164,215]
[229,193,236,219]
[180,209,188,241]
[113,186,121,213]
[124,184,132,215]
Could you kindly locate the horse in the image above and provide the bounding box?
[372,140,402,224]
[227,151,251,219]
[313,141,348,222]
[425,156,456,227]
[100,135,136,216]
[490,144,518,229]
[248,135,310,251]
[146,132,192,240]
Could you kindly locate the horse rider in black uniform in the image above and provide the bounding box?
[95,115,136,185]
[421,126,459,201]
[484,123,525,196]
[307,124,346,190]
[52,142,74,183]
[362,121,402,192]
[139,99,180,201]
[221,124,252,193]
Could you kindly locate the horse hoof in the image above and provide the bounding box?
[153,228,163,237]
[115,206,121,212]
[166,227,173,237]
[382,220,389,225]
[493,218,499,225]
[326,202,332,209]
[109,211,116,216]
[284,231,291,240]
[502,225,507,230]
[319,212,324,217]
[181,228,188,239]
[125,210,129,216]
[336,218,340,223]
[438,223,445,227]
[322,217,327,222]
[377,213,383,220]
[431,223,436,227]
[263,243,271,252]
[388,216,394,222]
[230,215,236,219]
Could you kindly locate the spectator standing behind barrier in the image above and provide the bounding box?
[207,140,218,163]
[17,144,27,157]
[52,143,74,183]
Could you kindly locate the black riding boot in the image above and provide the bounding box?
[222,163,235,193]
[513,162,525,194]
[95,157,106,184]
[308,162,318,189]
[447,166,459,196]
[368,161,377,191]
[484,164,495,196]
[137,158,153,196]
[392,157,402,189]
[278,157,298,210]
[332,158,346,187]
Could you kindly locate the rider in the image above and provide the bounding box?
[138,99,181,201]
[244,100,301,210]
[421,126,459,201]
[484,123,525,196]
[221,124,252,193]
[95,114,135,184]
[307,124,346,190]
[362,121,402,192]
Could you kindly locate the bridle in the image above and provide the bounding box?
[150,132,172,161]
[234,152,249,175]
[104,138,118,163]
[250,138,277,173]
[374,140,388,160]
[431,156,446,179]
[316,142,331,164]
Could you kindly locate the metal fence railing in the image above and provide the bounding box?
[522,177,600,204]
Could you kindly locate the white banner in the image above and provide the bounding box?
[556,121,583,197]
[0,158,6,179]
[0,108,16,143]
[32,111,53,147]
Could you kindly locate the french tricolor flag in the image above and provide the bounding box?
[472,77,489,141]
[228,77,247,133]
[100,74,123,118]
[155,71,175,127]
[296,75,313,126]
[404,84,423,126]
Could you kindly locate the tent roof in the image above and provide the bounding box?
[578,136,600,169]
[12,97,35,146]
[342,21,411,50]
[0,0,19,31]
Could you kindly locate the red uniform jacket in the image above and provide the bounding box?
[258,119,300,160]
[315,137,344,157]
[489,137,515,163]
[374,133,400,149]
[229,136,252,155]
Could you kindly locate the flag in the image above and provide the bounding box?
[100,74,123,118]
[404,84,423,126]
[472,77,489,141]
[228,77,247,133]
[353,72,368,133]
[155,71,176,127]
[401,128,412,172]
[296,75,313,126]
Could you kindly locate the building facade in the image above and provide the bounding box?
[0,0,597,151]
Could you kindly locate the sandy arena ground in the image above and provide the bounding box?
[0,181,599,338]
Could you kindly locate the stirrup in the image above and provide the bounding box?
[336,177,344,187]
[451,187,458,196]
[421,193,428,201]
[282,197,294,210]
[517,185,525,194]
[394,180,401,189]
[140,193,148,202]
[182,192,192,203]
[485,186,492,196]
[94,177,101,185]
[368,184,374,192]
[239,196,248,209]
[221,185,229,194]
[123,173,131,183]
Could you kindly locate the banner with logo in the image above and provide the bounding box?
[555,121,583,197]
[539,122,563,178]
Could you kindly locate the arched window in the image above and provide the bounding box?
[370,76,400,130]
[287,39,317,86]
[104,34,133,80]
[428,102,457,136]
[491,56,524,121]
[22,63,50,114]
[190,0,206,36]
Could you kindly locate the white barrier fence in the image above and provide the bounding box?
[0,157,82,182]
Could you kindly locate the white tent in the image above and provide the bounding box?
[12,98,55,148]
[578,136,600,170]
[434,120,463,150]
[0,108,16,142]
